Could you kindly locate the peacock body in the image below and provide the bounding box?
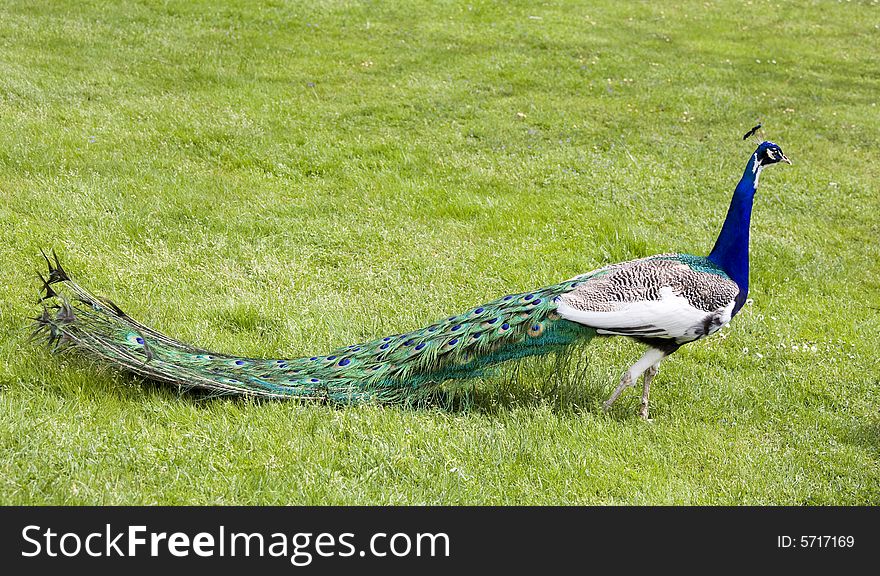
[33,140,790,418]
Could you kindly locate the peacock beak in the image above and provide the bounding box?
[781,153,791,165]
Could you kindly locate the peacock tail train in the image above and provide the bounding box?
[32,251,598,403]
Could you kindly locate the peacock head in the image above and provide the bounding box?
[754,141,791,167]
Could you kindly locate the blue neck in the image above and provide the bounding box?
[708,152,760,315]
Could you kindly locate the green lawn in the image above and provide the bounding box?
[1,0,878,505]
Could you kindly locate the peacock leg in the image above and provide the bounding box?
[603,347,666,413]
[640,362,660,420]
[603,372,633,410]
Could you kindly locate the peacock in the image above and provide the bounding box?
[32,137,790,419]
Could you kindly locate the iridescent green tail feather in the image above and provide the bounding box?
[32,251,597,403]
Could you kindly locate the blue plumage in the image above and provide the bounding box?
[709,141,789,315]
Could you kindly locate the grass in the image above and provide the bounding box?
[1,0,878,505]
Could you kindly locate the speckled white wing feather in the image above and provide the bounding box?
[558,286,735,343]
[556,255,740,344]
